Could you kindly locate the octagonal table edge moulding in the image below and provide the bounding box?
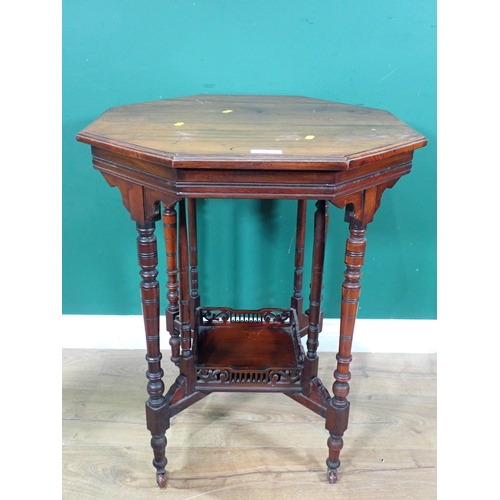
[76,94,427,172]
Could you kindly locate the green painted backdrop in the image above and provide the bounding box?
[63,0,436,319]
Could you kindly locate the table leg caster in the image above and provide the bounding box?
[327,468,338,484]
[156,470,167,488]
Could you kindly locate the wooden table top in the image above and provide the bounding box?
[76,95,427,171]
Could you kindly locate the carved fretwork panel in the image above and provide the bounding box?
[200,307,293,326]
[196,368,302,387]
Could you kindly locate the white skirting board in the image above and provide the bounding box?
[61,315,437,353]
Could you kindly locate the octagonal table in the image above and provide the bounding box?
[76,94,427,488]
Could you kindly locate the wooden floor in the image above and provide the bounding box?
[62,350,436,499]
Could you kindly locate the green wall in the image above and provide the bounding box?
[63,0,436,319]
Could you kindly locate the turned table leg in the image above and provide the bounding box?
[163,203,180,365]
[306,200,327,360]
[188,198,201,317]
[300,200,327,395]
[291,200,307,329]
[325,219,367,483]
[137,221,169,488]
[178,199,192,360]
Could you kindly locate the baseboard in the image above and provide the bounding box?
[61,315,437,353]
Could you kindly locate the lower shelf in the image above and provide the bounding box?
[195,307,304,391]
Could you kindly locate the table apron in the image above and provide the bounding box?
[92,154,412,202]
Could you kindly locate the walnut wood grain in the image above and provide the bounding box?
[77,95,426,170]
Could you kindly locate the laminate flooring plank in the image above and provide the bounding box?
[62,349,436,499]
[63,446,436,500]
[63,394,434,449]
[62,348,109,390]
